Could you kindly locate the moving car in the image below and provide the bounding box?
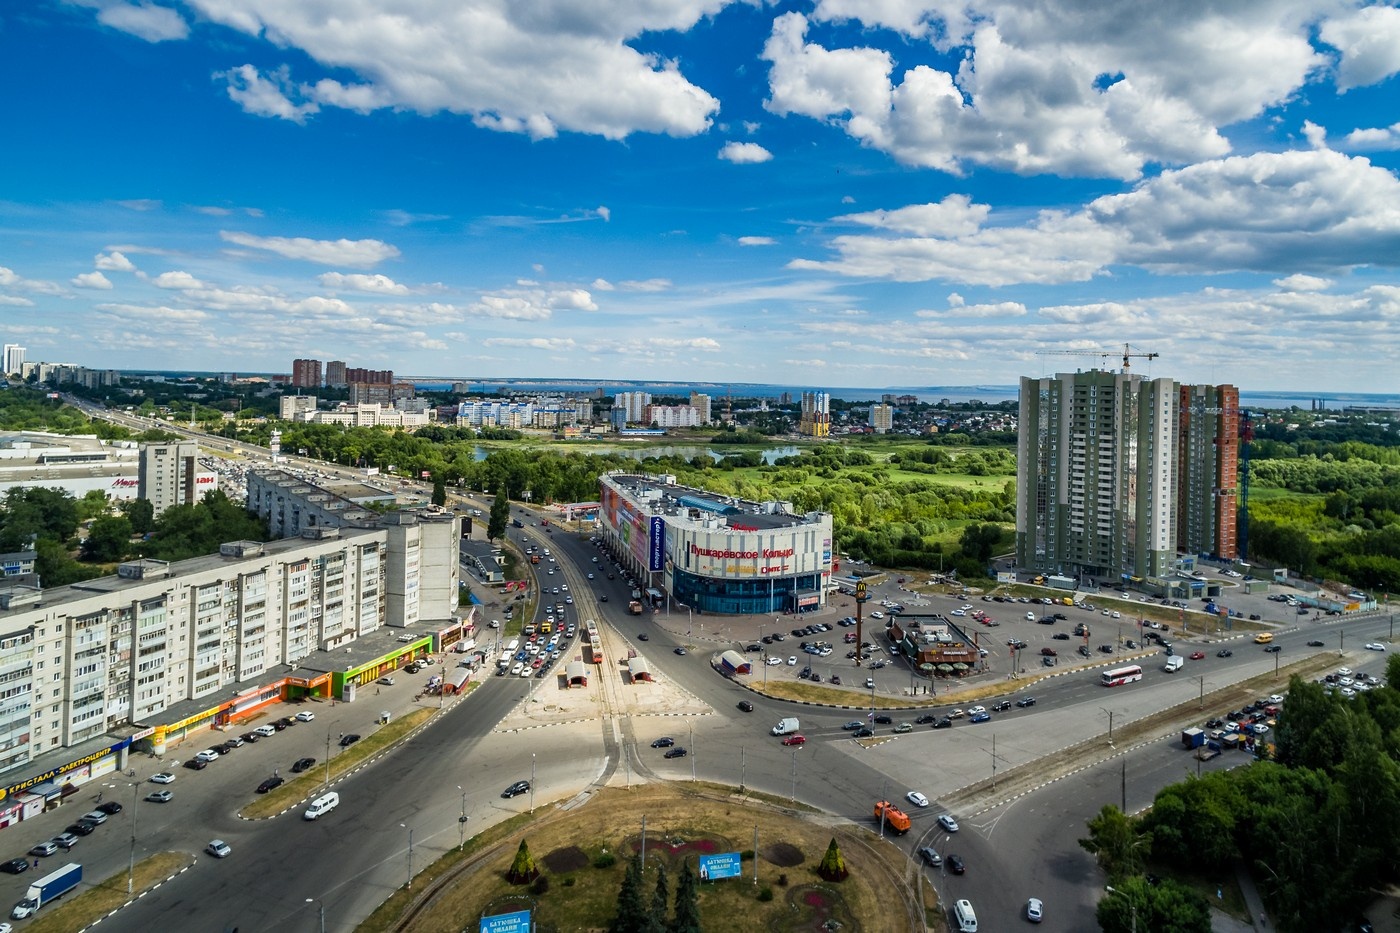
[295,711,316,722]
[206,840,232,859]
[1365,642,1386,651]
[501,780,531,798]
[938,814,960,832]
[947,854,966,874]
[1027,897,1044,922]
[1189,651,1206,660]
[1015,696,1037,708]
[737,701,754,713]
[663,747,689,759]
[893,722,913,733]
[906,791,929,808]
[842,721,865,730]
[674,647,687,656]
[917,846,942,867]
[931,718,953,729]
[650,737,675,748]
[1217,649,1234,657]
[873,714,893,724]
[1306,640,1325,647]
[854,727,875,738]
[781,735,806,746]
[1264,645,1282,653]
[969,711,991,723]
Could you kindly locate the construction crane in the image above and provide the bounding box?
[1035,343,1159,373]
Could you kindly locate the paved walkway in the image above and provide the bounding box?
[1234,862,1269,931]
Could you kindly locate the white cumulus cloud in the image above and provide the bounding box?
[181,0,727,139]
[1273,274,1333,292]
[1342,121,1400,151]
[766,3,1332,180]
[90,1,189,42]
[220,230,400,267]
[95,250,136,272]
[1320,5,1400,91]
[72,271,113,289]
[719,141,774,163]
[738,236,776,246]
[318,272,410,295]
[151,271,206,290]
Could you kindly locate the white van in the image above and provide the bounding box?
[1163,656,1184,673]
[771,717,800,736]
[954,899,978,932]
[304,791,340,821]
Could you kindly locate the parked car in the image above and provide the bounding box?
[27,842,57,858]
[651,737,675,748]
[1027,897,1044,922]
[501,780,530,798]
[339,733,361,747]
[0,858,28,875]
[149,772,176,784]
[144,790,174,803]
[257,776,285,794]
[663,747,689,759]
[295,710,316,722]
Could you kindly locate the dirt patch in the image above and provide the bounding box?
[762,841,806,868]
[775,884,860,933]
[541,845,589,874]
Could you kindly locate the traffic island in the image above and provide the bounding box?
[362,783,923,933]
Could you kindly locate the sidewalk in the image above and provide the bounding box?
[1234,862,1269,931]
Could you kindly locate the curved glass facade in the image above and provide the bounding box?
[671,567,822,615]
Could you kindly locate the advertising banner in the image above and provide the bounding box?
[648,516,665,572]
[698,852,743,881]
[479,909,531,933]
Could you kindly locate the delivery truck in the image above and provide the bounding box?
[11,862,81,919]
[771,717,800,736]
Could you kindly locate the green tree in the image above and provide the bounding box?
[1096,876,1211,933]
[431,475,446,507]
[123,497,155,534]
[958,522,1004,562]
[817,837,848,881]
[667,859,701,933]
[82,514,132,563]
[488,487,509,542]
[505,839,538,884]
[610,854,648,933]
[647,862,669,933]
[1079,805,1151,881]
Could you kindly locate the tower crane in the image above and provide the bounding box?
[1035,343,1160,373]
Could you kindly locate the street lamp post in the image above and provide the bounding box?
[399,823,414,890]
[305,898,326,933]
[457,785,469,851]
[689,720,695,782]
[325,729,333,790]
[1104,885,1138,933]
[530,752,536,814]
[1100,707,1114,747]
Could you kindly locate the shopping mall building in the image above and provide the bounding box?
[598,472,834,615]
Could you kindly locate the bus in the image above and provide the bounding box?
[1101,665,1143,687]
[1253,632,1274,644]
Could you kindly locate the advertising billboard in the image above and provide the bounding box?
[648,516,665,572]
[480,909,531,933]
[698,852,743,881]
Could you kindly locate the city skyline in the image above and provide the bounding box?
[3,2,1400,392]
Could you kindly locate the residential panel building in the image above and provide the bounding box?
[869,403,894,434]
[324,360,347,387]
[1177,384,1240,560]
[291,359,322,388]
[138,441,201,517]
[2,345,24,377]
[799,391,830,438]
[614,391,652,424]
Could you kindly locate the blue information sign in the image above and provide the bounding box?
[698,852,742,881]
[480,908,531,933]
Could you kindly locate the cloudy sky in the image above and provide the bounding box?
[4,1,1400,392]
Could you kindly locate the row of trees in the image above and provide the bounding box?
[1081,656,1400,931]
[610,855,701,933]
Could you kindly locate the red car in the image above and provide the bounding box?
[781,735,806,746]
[1189,651,1205,660]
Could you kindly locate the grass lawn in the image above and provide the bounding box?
[26,852,191,933]
[359,783,921,933]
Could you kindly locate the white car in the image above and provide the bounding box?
[1025,612,1035,621]
[206,839,232,859]
[938,814,959,833]
[967,706,986,716]
[787,656,797,665]
[1267,694,1284,705]
[1365,642,1386,651]
[869,610,884,620]
[295,710,315,722]
[1338,667,1353,676]
[766,657,782,666]
[149,772,176,784]
[959,605,973,612]
[950,609,966,617]
[1027,897,1044,922]
[905,791,930,808]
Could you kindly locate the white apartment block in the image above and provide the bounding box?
[138,442,200,516]
[643,404,700,428]
[615,391,652,423]
[0,515,457,775]
[300,403,428,430]
[2,345,24,377]
[869,403,894,434]
[689,392,712,424]
[279,395,318,420]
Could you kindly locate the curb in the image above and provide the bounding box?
[79,858,196,931]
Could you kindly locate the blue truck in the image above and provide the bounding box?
[11,861,81,919]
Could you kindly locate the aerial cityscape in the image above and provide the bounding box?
[2,2,1399,932]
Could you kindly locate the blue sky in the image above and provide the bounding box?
[3,1,1400,392]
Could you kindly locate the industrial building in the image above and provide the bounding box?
[598,472,833,615]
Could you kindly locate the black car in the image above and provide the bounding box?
[674,647,687,656]
[339,733,361,747]
[663,747,688,759]
[184,757,209,770]
[600,595,609,602]
[1306,640,1325,647]
[1078,646,1092,657]
[1052,632,1070,640]
[66,821,98,837]
[745,644,762,653]
[0,857,28,874]
[737,700,754,712]
[1098,644,1114,654]
[854,727,875,738]
[946,854,966,875]
[1264,645,1282,653]
[991,700,1013,712]
[256,776,285,794]
[651,737,675,748]
[1205,718,1225,728]
[501,780,531,798]
[241,732,261,743]
[96,801,123,816]
[271,719,289,731]
[873,714,893,724]
[291,757,316,773]
[915,714,937,724]
[931,718,953,729]
[638,633,649,641]
[1217,649,1234,657]
[1015,696,1038,708]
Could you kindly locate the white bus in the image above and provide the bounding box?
[1101,665,1143,687]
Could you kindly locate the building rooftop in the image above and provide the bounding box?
[606,472,817,531]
